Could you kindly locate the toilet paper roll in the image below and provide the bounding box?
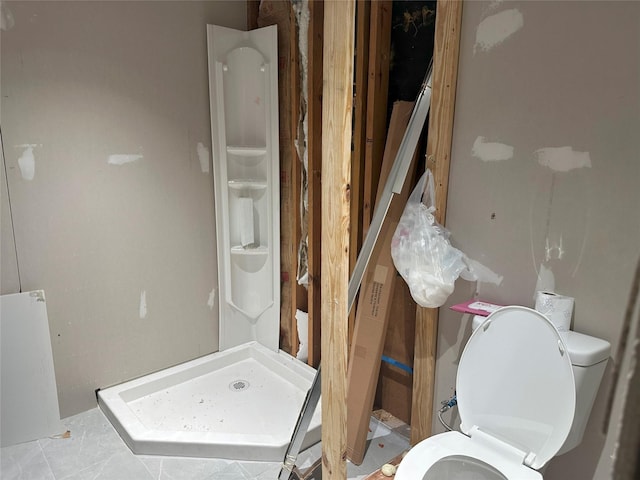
[534,291,574,333]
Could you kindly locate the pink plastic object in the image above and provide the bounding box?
[450,300,502,317]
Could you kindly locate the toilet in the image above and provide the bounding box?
[395,305,610,480]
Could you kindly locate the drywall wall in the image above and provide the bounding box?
[0,0,246,417]
[1,132,21,294]
[432,1,639,479]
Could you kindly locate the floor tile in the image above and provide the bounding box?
[38,409,132,479]
[56,450,153,480]
[255,463,283,479]
[0,408,409,479]
[236,459,281,479]
[0,440,55,480]
[203,461,253,480]
[139,455,236,480]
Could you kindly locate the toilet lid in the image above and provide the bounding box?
[457,306,575,470]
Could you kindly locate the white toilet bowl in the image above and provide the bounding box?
[397,431,542,479]
[396,306,578,480]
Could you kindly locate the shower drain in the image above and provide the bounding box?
[229,379,250,392]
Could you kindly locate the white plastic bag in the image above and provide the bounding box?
[391,170,502,308]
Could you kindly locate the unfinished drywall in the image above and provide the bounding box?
[432,1,640,479]
[1,133,20,294]
[0,0,246,417]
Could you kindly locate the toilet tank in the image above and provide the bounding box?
[557,330,611,455]
[470,315,611,455]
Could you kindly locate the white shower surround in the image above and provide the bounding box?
[99,24,321,461]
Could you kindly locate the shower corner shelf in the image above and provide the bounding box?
[228,180,267,190]
[227,145,267,156]
[231,245,269,257]
[209,23,280,352]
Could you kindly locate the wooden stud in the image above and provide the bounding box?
[348,0,371,344]
[258,1,299,355]
[410,0,463,445]
[307,0,324,368]
[362,0,392,239]
[247,1,260,30]
[321,0,355,478]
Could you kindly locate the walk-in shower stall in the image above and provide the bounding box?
[98,24,321,461]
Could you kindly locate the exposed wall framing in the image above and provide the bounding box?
[306,0,324,368]
[348,0,371,342]
[252,1,323,364]
[252,1,462,466]
[256,1,301,356]
[410,0,463,444]
[361,1,392,239]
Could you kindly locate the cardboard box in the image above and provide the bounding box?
[346,101,418,464]
[375,279,416,424]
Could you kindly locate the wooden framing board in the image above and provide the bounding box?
[321,0,355,477]
[361,0,392,239]
[258,1,300,355]
[348,0,372,344]
[307,0,324,367]
[410,0,463,445]
[247,1,260,30]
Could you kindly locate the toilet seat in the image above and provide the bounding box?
[396,306,576,479]
[396,431,541,479]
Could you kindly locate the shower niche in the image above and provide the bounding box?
[210,25,280,351]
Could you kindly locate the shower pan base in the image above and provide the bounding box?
[98,341,321,461]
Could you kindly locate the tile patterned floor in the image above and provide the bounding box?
[1,408,409,480]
